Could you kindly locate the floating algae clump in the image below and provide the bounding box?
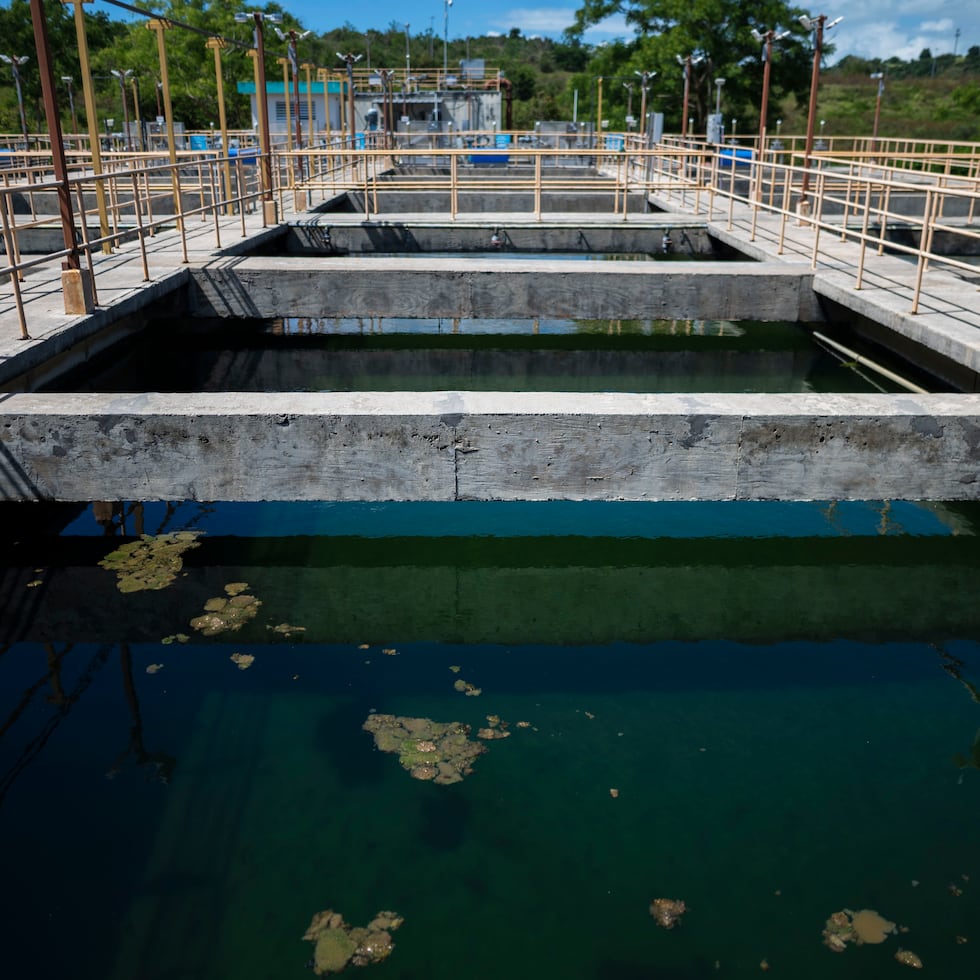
[362,713,488,784]
[822,908,897,952]
[895,949,923,969]
[650,898,687,929]
[190,583,262,636]
[303,909,403,975]
[98,532,202,593]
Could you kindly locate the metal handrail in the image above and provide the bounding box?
[3,137,979,334]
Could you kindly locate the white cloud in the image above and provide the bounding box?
[582,14,632,42]
[919,19,954,33]
[491,8,632,40]
[492,8,578,35]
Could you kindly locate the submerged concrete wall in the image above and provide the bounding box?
[1,391,978,502]
[188,258,825,321]
[5,545,978,645]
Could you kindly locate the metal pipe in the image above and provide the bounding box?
[811,331,928,393]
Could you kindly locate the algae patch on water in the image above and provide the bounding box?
[302,909,403,975]
[98,532,202,593]
[650,897,687,929]
[822,908,897,952]
[190,582,262,636]
[362,713,488,784]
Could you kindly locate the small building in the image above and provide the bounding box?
[236,63,504,142]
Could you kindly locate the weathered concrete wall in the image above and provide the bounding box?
[188,258,825,321]
[1,391,978,501]
[327,188,651,215]
[284,219,716,256]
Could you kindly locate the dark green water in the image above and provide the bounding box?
[1,500,979,980]
[44,317,923,395]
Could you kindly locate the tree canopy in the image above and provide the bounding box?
[567,0,816,132]
[0,0,975,138]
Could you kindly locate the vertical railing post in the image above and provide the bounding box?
[534,150,542,220]
[61,0,111,253]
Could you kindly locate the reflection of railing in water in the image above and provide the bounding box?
[0,642,112,812]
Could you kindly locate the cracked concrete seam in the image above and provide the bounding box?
[733,413,746,501]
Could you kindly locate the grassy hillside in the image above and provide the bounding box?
[775,69,980,141]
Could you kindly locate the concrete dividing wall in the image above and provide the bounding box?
[1,391,978,502]
[188,258,825,321]
[285,220,716,256]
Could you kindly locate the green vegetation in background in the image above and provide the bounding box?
[0,0,976,140]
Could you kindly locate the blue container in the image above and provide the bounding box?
[228,147,259,166]
[718,146,754,168]
[189,134,208,151]
[494,133,512,148]
[355,132,366,149]
[468,153,510,165]
[606,135,625,151]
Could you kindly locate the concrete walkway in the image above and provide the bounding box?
[0,205,283,387]
[651,191,980,385]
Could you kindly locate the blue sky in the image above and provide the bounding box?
[57,0,975,65]
[268,0,975,64]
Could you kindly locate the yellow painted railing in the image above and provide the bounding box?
[2,135,979,334]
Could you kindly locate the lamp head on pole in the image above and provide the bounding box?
[234,11,281,24]
[799,14,842,32]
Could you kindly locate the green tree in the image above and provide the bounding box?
[90,1,298,130]
[506,63,536,101]
[0,0,124,133]
[567,0,815,134]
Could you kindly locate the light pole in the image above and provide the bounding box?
[404,23,411,90]
[277,57,292,152]
[130,75,143,151]
[750,28,790,155]
[62,0,111,252]
[634,70,655,138]
[675,53,703,139]
[798,12,843,207]
[234,10,281,215]
[1,54,31,149]
[714,77,725,115]
[623,82,633,130]
[275,26,311,155]
[110,68,133,149]
[206,36,232,207]
[337,52,362,143]
[443,0,453,75]
[60,74,78,137]
[302,61,314,143]
[379,68,395,147]
[870,71,884,151]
